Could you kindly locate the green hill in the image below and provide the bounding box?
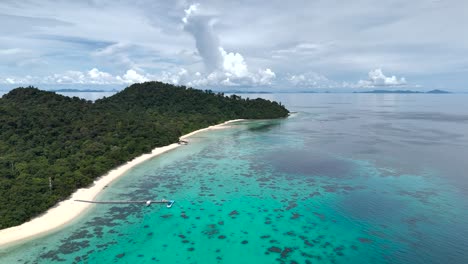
[0,81,289,228]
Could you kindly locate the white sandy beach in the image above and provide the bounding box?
[0,119,243,248]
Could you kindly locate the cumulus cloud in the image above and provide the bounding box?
[88,68,114,83]
[1,65,274,88]
[182,3,222,72]
[182,3,199,24]
[159,68,188,85]
[287,72,330,87]
[118,69,150,84]
[258,68,276,85]
[181,67,277,88]
[358,68,407,87]
[219,47,248,78]
[179,3,277,88]
[0,68,153,85]
[2,77,28,84]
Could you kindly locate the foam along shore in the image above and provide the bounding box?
[0,119,244,248]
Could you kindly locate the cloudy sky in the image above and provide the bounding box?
[0,0,467,91]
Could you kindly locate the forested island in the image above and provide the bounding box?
[0,81,289,229]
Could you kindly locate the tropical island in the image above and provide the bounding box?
[355,89,451,94]
[0,81,289,230]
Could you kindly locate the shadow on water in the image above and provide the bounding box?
[264,148,356,179]
[245,119,284,132]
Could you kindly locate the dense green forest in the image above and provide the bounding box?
[0,81,289,229]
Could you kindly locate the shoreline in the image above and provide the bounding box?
[0,119,244,248]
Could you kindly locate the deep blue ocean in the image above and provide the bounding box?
[1,93,467,263]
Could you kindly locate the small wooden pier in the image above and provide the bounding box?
[75,199,175,208]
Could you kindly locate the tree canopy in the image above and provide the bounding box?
[0,81,289,228]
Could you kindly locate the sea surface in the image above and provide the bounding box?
[1,93,468,264]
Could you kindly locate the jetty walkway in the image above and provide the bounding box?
[75,199,175,208]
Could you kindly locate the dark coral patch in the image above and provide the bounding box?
[160,214,173,219]
[358,237,372,243]
[268,246,282,253]
[313,212,326,220]
[291,213,301,219]
[334,246,345,256]
[281,247,293,258]
[309,192,321,197]
[241,240,249,244]
[218,235,226,239]
[321,242,331,248]
[334,246,345,252]
[187,247,195,251]
[285,201,298,211]
[229,210,239,218]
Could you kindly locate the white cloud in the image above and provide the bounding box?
[88,68,113,82]
[178,3,277,88]
[183,66,277,88]
[5,78,16,84]
[118,69,150,84]
[0,48,28,55]
[182,3,222,72]
[49,71,86,84]
[219,47,248,78]
[357,68,407,87]
[287,72,330,87]
[221,77,235,86]
[182,3,200,24]
[159,68,188,85]
[0,68,154,85]
[258,68,276,85]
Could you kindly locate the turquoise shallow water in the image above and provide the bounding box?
[1,93,468,263]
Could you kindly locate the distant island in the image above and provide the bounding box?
[223,90,319,94]
[356,89,451,94]
[50,88,119,93]
[0,82,289,229]
[426,89,452,94]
